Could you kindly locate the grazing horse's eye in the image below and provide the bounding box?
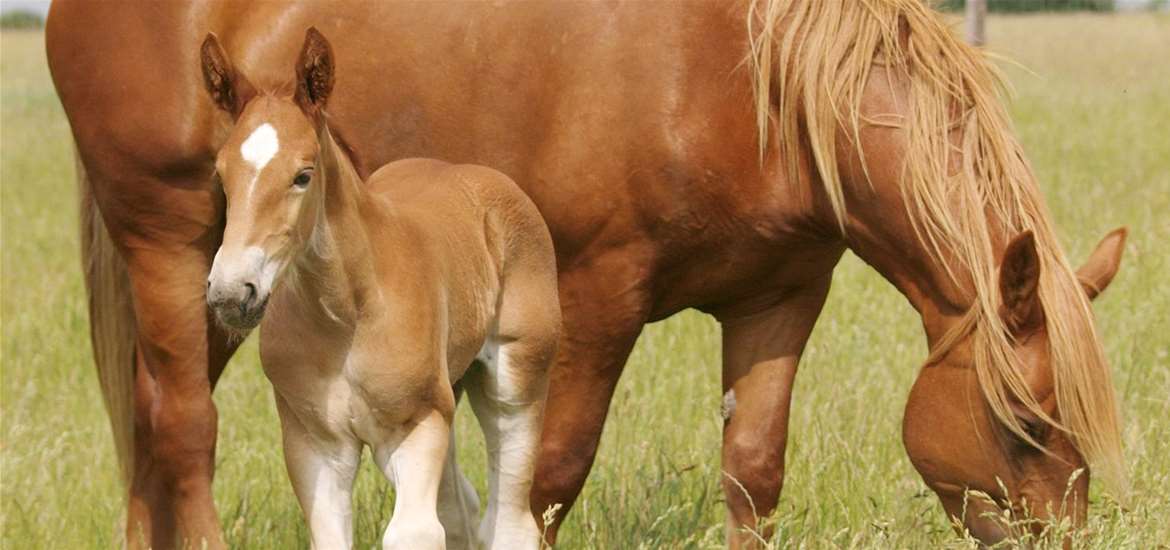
[292,169,313,189]
[1011,413,1051,451]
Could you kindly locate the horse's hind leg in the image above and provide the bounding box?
[438,384,483,550]
[528,259,647,542]
[108,180,240,549]
[717,275,832,549]
[465,335,554,550]
[275,394,360,550]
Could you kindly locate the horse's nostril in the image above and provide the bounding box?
[243,282,257,304]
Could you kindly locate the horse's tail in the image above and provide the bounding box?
[77,154,137,487]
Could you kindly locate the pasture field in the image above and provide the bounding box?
[2,13,1168,549]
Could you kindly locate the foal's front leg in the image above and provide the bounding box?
[275,394,361,550]
[375,409,450,550]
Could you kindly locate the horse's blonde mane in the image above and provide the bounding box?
[746,0,1124,495]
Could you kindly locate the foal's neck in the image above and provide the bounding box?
[291,127,378,328]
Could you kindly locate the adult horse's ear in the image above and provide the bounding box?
[1076,227,1126,300]
[294,27,334,113]
[999,231,1044,335]
[200,33,255,116]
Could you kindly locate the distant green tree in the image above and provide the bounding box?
[0,10,45,29]
[938,0,1114,11]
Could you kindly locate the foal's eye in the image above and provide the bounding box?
[292,169,313,189]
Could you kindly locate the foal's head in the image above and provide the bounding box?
[202,28,336,331]
[903,229,1127,542]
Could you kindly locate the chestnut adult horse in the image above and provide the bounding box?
[47,0,1127,548]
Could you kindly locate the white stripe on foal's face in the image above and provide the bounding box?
[240,122,280,199]
[240,122,279,171]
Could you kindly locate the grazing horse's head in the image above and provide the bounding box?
[745,0,1131,540]
[202,28,335,331]
[902,229,1127,542]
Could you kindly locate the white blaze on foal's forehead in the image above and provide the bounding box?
[240,123,279,171]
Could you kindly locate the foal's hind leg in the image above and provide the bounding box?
[465,338,553,550]
[718,276,832,549]
[437,384,483,550]
[275,394,361,550]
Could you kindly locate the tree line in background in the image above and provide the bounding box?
[0,11,44,29]
[0,1,1155,31]
[939,0,1116,11]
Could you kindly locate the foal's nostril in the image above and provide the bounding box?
[243,282,257,305]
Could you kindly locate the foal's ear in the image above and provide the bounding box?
[999,231,1045,335]
[1076,227,1126,300]
[200,33,255,116]
[294,27,335,113]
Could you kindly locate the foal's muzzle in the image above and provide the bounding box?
[207,247,272,330]
[207,277,268,330]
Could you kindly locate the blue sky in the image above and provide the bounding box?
[0,1,49,16]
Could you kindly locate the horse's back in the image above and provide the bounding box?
[49,0,763,260]
[51,0,796,319]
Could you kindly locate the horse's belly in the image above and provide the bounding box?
[653,233,845,320]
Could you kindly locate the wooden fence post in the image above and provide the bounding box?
[966,0,987,46]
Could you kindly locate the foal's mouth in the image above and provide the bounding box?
[211,293,270,333]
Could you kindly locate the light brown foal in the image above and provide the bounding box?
[202,29,560,549]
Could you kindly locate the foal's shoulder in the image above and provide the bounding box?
[441,163,522,196]
[367,158,524,207]
[366,158,453,195]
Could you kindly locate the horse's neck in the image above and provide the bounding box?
[290,129,377,327]
[843,203,1007,347]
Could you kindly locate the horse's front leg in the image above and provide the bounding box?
[717,275,833,549]
[375,408,451,550]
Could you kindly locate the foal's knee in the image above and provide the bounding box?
[721,435,786,521]
[383,516,445,550]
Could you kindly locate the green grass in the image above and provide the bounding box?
[3,13,1169,548]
